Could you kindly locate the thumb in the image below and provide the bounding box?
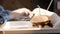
[29,12,34,18]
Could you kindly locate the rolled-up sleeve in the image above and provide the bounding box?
[52,13,60,28]
[51,13,60,25]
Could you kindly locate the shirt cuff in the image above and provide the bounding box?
[4,15,11,21]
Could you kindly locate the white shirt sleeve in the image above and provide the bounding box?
[52,13,60,28]
[32,8,60,28]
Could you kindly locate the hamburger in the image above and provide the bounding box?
[30,15,53,28]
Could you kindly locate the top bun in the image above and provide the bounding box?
[30,15,49,23]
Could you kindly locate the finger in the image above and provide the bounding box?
[29,12,34,18]
[23,8,31,16]
[23,9,34,18]
[24,11,29,16]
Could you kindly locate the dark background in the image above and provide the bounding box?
[0,0,54,11]
[33,0,54,12]
[0,0,60,33]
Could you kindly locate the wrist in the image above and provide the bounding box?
[9,11,15,20]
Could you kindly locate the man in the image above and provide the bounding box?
[0,4,60,28]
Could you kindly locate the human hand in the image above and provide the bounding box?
[10,8,34,19]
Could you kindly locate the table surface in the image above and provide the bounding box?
[0,21,60,33]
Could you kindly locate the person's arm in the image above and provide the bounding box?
[9,11,16,20]
[52,13,60,28]
[51,13,60,25]
[9,8,33,20]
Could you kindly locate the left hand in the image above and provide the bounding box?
[10,8,34,19]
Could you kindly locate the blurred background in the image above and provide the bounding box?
[0,0,60,16]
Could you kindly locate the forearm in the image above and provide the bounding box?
[9,11,15,20]
[51,13,60,25]
[9,11,27,20]
[51,13,60,28]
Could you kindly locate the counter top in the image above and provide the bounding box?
[0,21,60,33]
